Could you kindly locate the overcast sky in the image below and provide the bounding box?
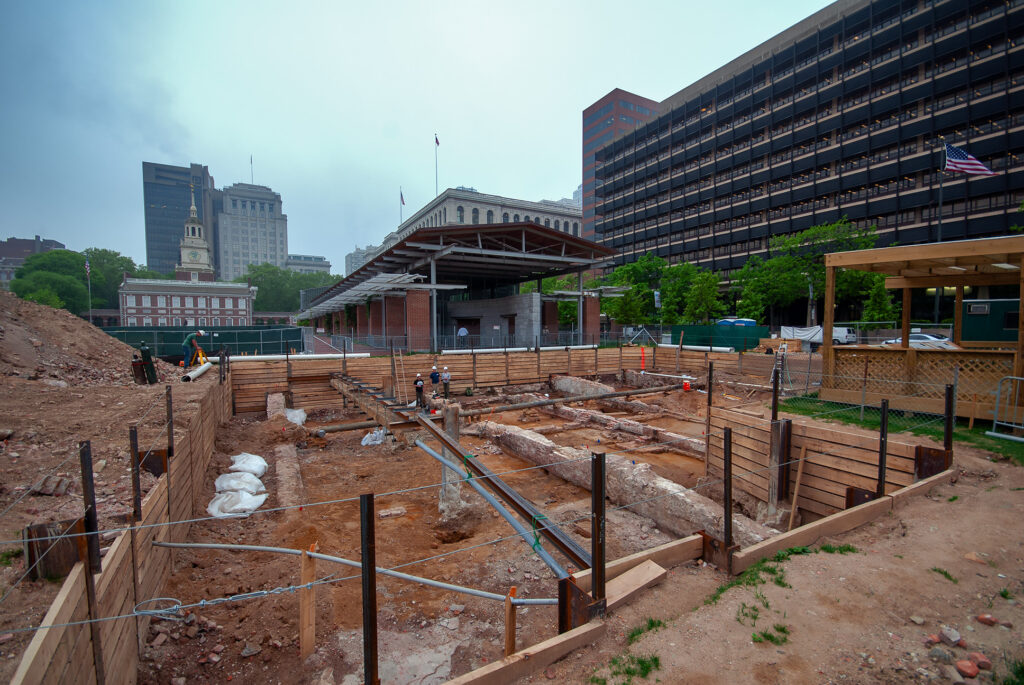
[1,0,831,272]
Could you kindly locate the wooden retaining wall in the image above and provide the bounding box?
[706,406,917,518]
[229,347,783,414]
[11,377,232,685]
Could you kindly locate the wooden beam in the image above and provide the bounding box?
[823,266,836,376]
[444,621,607,685]
[826,235,1024,268]
[300,550,316,658]
[504,587,517,657]
[604,561,667,611]
[571,534,702,593]
[884,272,1019,289]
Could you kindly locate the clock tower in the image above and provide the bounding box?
[175,186,216,282]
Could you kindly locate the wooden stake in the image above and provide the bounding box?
[787,446,807,532]
[300,545,316,659]
[504,586,517,657]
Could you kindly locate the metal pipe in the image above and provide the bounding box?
[639,370,698,380]
[181,362,212,382]
[460,383,689,418]
[414,440,569,579]
[440,347,529,355]
[153,541,557,605]
[665,344,735,353]
[207,353,370,363]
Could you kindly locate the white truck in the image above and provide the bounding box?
[780,325,856,345]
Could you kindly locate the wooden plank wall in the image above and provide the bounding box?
[11,377,233,685]
[228,347,741,414]
[706,406,917,518]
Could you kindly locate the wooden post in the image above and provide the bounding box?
[504,587,517,657]
[129,425,143,656]
[787,445,807,532]
[567,346,572,376]
[652,344,657,370]
[675,344,680,373]
[505,348,510,384]
[78,441,106,685]
[618,341,622,372]
[901,287,912,350]
[536,336,541,380]
[300,547,316,658]
[472,350,477,389]
[823,265,836,377]
[594,344,599,376]
[953,285,964,345]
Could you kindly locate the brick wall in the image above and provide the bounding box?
[542,301,559,333]
[356,303,368,337]
[384,296,405,339]
[369,300,383,336]
[406,289,430,350]
[582,295,600,344]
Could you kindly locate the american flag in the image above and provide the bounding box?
[435,134,439,147]
[84,259,90,278]
[400,189,405,206]
[944,143,995,175]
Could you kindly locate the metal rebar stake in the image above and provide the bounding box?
[591,452,607,615]
[877,399,889,499]
[360,493,380,685]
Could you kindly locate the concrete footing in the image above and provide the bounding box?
[549,375,661,414]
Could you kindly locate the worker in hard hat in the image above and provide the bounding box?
[182,329,206,368]
[429,365,440,397]
[440,366,451,399]
[414,373,425,409]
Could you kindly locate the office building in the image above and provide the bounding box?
[215,183,289,281]
[0,235,65,290]
[589,0,1024,277]
[345,245,378,276]
[286,254,332,274]
[143,162,215,275]
[582,89,660,239]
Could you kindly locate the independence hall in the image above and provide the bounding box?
[590,0,1024,276]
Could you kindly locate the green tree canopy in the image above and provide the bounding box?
[236,263,341,311]
[860,274,901,325]
[11,271,89,314]
[519,275,579,324]
[683,270,726,323]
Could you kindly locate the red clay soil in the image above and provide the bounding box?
[0,291,211,682]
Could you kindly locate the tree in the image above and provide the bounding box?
[11,271,88,313]
[82,248,136,308]
[519,275,579,324]
[600,254,666,325]
[684,271,726,323]
[860,274,900,325]
[658,262,698,325]
[237,263,341,311]
[23,288,64,309]
[730,254,806,325]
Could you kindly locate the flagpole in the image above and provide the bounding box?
[434,133,439,197]
[86,269,92,326]
[400,187,403,224]
[933,145,946,323]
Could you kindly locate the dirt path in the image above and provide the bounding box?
[530,445,1024,684]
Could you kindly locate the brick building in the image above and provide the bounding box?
[117,277,257,327]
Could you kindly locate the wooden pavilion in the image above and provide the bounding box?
[821,235,1024,419]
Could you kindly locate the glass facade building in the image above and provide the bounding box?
[143,162,215,275]
[591,0,1024,277]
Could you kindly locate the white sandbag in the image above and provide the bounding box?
[361,428,386,446]
[214,472,266,495]
[229,452,268,478]
[284,408,307,426]
[207,491,268,518]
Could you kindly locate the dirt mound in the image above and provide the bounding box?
[0,290,177,386]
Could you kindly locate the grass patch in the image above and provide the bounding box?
[705,547,816,606]
[1012,487,1024,491]
[819,543,858,554]
[736,602,760,626]
[1000,588,1015,600]
[778,395,1024,465]
[626,617,665,645]
[752,624,790,645]
[599,654,661,683]
[1002,658,1024,685]
[948,495,959,502]
[930,567,959,584]
[0,548,23,567]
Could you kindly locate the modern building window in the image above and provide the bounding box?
[486,210,494,223]
[503,212,510,222]
[457,206,465,223]
[472,208,479,223]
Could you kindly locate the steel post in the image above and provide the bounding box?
[360,493,379,685]
[877,399,889,499]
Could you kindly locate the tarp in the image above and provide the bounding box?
[780,326,822,343]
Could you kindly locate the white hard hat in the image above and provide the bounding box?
[198,329,206,336]
[432,366,437,370]
[443,366,448,370]
[416,373,421,377]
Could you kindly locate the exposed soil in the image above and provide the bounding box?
[0,291,212,682]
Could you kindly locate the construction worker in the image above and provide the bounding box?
[182,329,206,367]
[429,365,440,397]
[441,366,451,399]
[414,373,425,409]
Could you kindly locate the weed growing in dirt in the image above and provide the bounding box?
[752,624,790,645]
[948,495,959,502]
[594,654,662,684]
[626,617,665,644]
[0,548,23,566]
[819,543,858,554]
[704,547,814,606]
[1012,487,1024,491]
[930,567,959,584]
[736,602,760,626]
[1002,658,1024,685]
[1000,588,1015,600]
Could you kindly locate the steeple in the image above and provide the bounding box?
[175,182,214,281]
[189,183,198,220]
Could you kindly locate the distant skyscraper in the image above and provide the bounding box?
[143,162,215,275]
[216,183,289,281]
[286,254,332,274]
[345,245,378,276]
[581,90,659,240]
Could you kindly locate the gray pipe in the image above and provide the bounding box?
[414,439,569,579]
[153,541,555,605]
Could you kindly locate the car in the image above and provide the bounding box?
[882,333,950,344]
